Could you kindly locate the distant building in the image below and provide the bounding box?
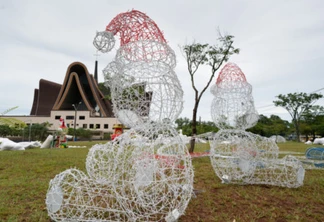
[4,61,119,138]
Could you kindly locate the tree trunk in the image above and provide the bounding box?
[294,120,300,142]
[190,103,198,153]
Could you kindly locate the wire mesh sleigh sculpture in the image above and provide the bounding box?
[209,63,305,188]
[46,9,194,222]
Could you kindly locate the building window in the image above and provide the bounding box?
[66,115,74,120]
[79,116,85,120]
[55,116,61,120]
[89,124,94,129]
[104,124,109,129]
[83,124,87,129]
[96,124,100,129]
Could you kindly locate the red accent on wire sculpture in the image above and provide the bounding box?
[105,9,167,46]
[216,62,247,84]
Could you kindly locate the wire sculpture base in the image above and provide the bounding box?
[46,124,193,221]
[210,130,305,188]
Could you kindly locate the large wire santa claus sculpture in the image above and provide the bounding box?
[46,9,193,222]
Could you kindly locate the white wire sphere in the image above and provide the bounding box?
[86,124,194,221]
[93,31,116,53]
[109,61,183,127]
[210,82,259,130]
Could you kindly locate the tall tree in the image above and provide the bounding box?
[175,117,192,135]
[181,33,239,152]
[175,117,219,136]
[300,105,324,141]
[247,114,290,137]
[98,82,111,99]
[273,92,323,142]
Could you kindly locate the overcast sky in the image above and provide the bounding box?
[1,0,323,122]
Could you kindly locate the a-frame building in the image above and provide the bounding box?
[10,61,118,137]
[51,62,114,117]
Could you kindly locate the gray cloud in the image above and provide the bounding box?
[1,0,323,121]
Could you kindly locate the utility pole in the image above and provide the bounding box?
[28,120,32,141]
[72,102,82,141]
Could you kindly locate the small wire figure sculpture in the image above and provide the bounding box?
[210,63,259,130]
[209,63,305,188]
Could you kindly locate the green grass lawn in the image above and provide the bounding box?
[0,141,323,221]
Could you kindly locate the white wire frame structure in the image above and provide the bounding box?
[46,9,194,222]
[210,63,259,130]
[107,59,183,128]
[88,125,193,221]
[209,130,305,188]
[209,63,305,188]
[46,168,129,221]
[46,125,194,221]
[94,10,181,128]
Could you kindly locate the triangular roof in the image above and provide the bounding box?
[30,79,61,116]
[51,62,114,117]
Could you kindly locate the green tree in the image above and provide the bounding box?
[79,128,93,140]
[24,123,49,141]
[175,117,192,136]
[300,105,324,141]
[68,127,92,141]
[315,120,324,137]
[248,115,268,136]
[181,32,239,152]
[248,114,290,137]
[273,92,323,142]
[175,117,219,136]
[196,120,219,135]
[268,115,290,136]
[98,82,111,99]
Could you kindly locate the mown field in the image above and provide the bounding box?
[0,141,323,221]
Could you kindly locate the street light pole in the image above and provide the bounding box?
[28,120,32,142]
[72,102,82,141]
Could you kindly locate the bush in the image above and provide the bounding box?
[0,125,11,137]
[68,128,93,141]
[103,132,112,140]
[22,124,49,141]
